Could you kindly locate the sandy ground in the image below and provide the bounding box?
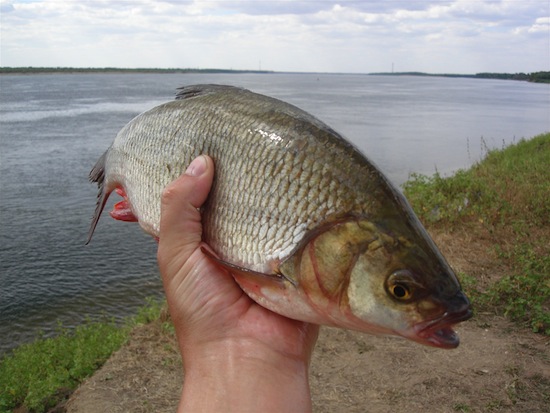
[65,230,550,413]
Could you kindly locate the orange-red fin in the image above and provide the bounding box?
[200,246,286,290]
[110,200,138,222]
[109,187,137,222]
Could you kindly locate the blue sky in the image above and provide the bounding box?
[1,0,548,73]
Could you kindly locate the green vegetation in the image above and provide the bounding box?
[528,71,550,83]
[0,298,164,413]
[474,71,550,83]
[404,133,550,334]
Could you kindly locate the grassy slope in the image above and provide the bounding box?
[0,300,164,412]
[404,132,550,334]
[1,133,548,412]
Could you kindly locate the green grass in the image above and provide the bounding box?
[0,298,164,413]
[403,134,550,227]
[488,243,550,334]
[404,132,550,335]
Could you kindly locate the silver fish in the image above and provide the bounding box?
[88,84,472,348]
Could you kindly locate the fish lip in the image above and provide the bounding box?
[413,307,473,349]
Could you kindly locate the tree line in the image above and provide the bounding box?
[369,71,550,83]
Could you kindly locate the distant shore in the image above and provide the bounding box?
[1,67,548,83]
[0,67,275,75]
[370,71,550,83]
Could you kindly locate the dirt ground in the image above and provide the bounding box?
[65,230,549,413]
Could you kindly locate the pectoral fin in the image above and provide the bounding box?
[200,246,287,291]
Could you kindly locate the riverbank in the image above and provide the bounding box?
[1,133,549,412]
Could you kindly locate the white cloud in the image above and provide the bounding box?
[527,15,550,33]
[0,0,548,72]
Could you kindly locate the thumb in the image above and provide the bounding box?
[157,155,215,275]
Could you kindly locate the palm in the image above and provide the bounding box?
[165,247,319,362]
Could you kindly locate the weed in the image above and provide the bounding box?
[404,133,550,228]
[133,297,164,325]
[452,403,471,412]
[0,319,126,412]
[487,243,550,334]
[485,399,505,411]
[457,272,483,307]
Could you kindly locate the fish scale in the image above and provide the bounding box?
[88,84,472,349]
[117,90,366,267]
[93,85,385,265]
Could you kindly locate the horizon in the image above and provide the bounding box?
[1,66,548,76]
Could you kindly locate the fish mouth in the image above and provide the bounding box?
[413,307,473,349]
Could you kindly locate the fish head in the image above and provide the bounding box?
[282,218,472,349]
[344,222,473,349]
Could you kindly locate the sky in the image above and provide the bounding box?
[1,0,548,73]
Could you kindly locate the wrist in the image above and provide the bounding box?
[179,338,312,413]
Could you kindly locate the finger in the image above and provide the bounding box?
[157,155,214,272]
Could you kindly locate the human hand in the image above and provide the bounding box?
[157,155,319,412]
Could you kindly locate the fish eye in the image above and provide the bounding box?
[389,283,411,300]
[386,270,418,302]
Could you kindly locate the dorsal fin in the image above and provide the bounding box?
[86,150,111,244]
[175,84,246,100]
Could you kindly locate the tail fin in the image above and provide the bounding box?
[86,150,111,244]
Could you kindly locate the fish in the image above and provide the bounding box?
[87,84,472,349]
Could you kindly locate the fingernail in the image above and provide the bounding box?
[185,155,207,177]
